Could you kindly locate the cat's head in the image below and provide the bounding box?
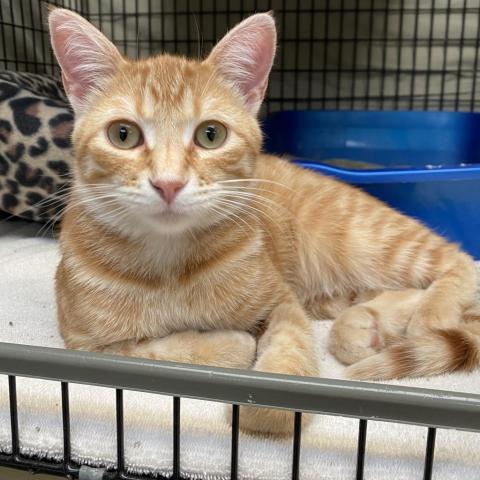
[49,8,276,236]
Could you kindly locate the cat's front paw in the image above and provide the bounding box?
[102,330,257,368]
[209,330,257,369]
[225,404,312,436]
[173,329,257,368]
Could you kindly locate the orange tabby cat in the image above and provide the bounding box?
[50,8,479,434]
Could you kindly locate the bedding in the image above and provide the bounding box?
[0,71,73,222]
[0,219,479,479]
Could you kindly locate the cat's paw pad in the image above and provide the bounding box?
[328,308,384,365]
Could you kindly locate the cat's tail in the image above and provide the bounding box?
[345,323,480,381]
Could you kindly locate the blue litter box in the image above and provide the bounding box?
[262,110,480,259]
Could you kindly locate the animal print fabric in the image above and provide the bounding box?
[0,71,73,222]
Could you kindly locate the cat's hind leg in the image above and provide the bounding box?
[407,250,476,336]
[344,292,480,381]
[328,289,425,366]
[99,330,257,369]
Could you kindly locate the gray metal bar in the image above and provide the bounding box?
[356,419,367,480]
[61,382,71,470]
[423,427,437,480]
[173,396,181,480]
[291,412,302,480]
[8,375,19,458]
[116,389,125,475]
[230,404,240,480]
[0,342,479,432]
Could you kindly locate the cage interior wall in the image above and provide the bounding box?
[1,0,480,113]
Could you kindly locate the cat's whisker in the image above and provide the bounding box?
[219,195,277,222]
[1,190,69,223]
[70,199,129,228]
[215,198,277,238]
[35,196,124,238]
[212,188,289,210]
[192,13,202,60]
[186,225,199,243]
[208,203,255,235]
[216,207,275,245]
[92,204,130,225]
[36,212,64,238]
[31,183,145,235]
[206,188,292,224]
[217,179,293,191]
[45,194,122,223]
[213,185,272,193]
[66,193,124,207]
[58,197,124,215]
[37,215,64,239]
[187,188,290,235]
[24,194,64,212]
[72,184,122,193]
[217,178,294,192]
[34,192,87,237]
[200,65,220,98]
[37,172,73,180]
[136,25,140,60]
[194,185,275,198]
[224,199,288,234]
[214,198,277,240]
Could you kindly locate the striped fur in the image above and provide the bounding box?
[345,327,480,380]
[50,9,479,434]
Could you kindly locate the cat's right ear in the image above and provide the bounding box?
[49,8,125,114]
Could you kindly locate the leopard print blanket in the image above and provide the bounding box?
[0,71,73,222]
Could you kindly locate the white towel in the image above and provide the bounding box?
[0,220,479,479]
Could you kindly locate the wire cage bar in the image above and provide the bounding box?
[355,419,367,480]
[291,411,302,480]
[61,381,74,476]
[230,404,240,480]
[423,427,437,480]
[1,0,480,113]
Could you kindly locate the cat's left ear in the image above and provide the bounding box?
[207,13,276,115]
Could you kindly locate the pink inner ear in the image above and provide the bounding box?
[49,9,123,112]
[208,13,277,114]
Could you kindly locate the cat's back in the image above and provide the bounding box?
[255,153,424,231]
[254,153,390,231]
[255,154,455,296]
[255,153,368,207]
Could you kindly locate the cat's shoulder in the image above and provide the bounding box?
[256,153,341,189]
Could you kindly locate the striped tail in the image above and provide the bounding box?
[345,326,480,381]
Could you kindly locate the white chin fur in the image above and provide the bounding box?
[89,202,206,238]
[79,179,242,239]
[82,194,222,239]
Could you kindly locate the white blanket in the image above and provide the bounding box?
[0,219,479,479]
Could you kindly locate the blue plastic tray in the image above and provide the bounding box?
[262,110,480,258]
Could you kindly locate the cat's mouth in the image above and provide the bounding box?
[151,205,190,220]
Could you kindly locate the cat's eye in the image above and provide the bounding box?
[194,121,227,149]
[107,121,143,149]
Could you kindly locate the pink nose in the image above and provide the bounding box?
[150,178,186,204]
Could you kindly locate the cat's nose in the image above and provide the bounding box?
[149,177,186,204]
